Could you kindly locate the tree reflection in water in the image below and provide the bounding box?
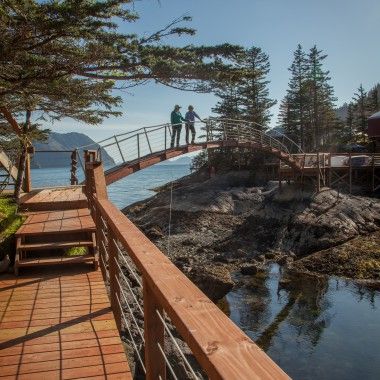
[224,263,380,380]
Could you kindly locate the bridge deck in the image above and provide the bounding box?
[0,266,132,380]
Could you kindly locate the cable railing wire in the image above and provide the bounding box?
[114,257,144,317]
[113,239,143,288]
[157,342,179,380]
[115,274,145,342]
[115,292,147,375]
[156,309,200,380]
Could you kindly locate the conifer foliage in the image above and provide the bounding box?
[213,46,276,130]
[0,0,252,197]
[278,44,337,151]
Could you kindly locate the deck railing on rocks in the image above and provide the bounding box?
[84,150,290,380]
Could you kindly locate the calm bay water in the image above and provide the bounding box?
[225,264,380,380]
[31,166,380,379]
[31,164,190,209]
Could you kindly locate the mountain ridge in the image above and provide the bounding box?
[32,132,115,168]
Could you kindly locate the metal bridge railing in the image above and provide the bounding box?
[76,118,303,171]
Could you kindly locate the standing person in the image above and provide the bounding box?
[185,105,202,144]
[170,105,185,148]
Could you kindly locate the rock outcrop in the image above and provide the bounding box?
[124,171,380,299]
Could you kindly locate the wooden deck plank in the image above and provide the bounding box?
[16,208,95,236]
[0,266,132,380]
[19,187,88,212]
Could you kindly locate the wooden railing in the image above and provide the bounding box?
[84,151,290,380]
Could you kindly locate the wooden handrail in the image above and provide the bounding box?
[85,153,290,380]
[95,197,290,380]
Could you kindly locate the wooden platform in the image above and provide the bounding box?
[15,209,97,275]
[16,209,95,236]
[19,187,88,212]
[0,266,132,380]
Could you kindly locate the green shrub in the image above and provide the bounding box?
[0,196,25,261]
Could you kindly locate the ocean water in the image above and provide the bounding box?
[31,164,190,209]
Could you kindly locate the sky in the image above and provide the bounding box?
[50,0,380,141]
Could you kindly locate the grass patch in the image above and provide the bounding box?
[0,196,25,261]
[65,246,87,256]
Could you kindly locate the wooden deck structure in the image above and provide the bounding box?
[0,266,132,380]
[279,152,380,193]
[0,151,291,379]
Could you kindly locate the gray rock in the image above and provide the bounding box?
[240,263,259,275]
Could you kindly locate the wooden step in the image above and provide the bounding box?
[16,208,95,237]
[17,254,96,267]
[18,240,94,251]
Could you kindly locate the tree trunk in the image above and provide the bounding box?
[14,110,31,199]
[14,143,27,199]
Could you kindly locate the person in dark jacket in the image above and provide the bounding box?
[185,105,202,144]
[170,105,186,148]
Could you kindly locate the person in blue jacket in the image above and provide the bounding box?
[170,105,186,148]
[185,105,202,144]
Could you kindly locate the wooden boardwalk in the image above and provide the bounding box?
[19,187,88,212]
[0,266,132,380]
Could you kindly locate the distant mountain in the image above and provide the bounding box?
[32,132,115,168]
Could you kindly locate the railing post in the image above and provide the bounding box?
[143,278,166,380]
[317,152,321,192]
[144,128,153,154]
[114,135,125,162]
[164,125,167,150]
[349,152,352,194]
[137,133,140,159]
[109,232,121,331]
[84,150,97,206]
[70,149,78,185]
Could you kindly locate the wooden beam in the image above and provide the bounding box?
[96,198,290,380]
[0,106,22,135]
[0,148,18,181]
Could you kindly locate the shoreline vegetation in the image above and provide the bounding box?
[0,196,25,268]
[124,169,380,300]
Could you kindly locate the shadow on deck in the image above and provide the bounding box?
[0,265,132,380]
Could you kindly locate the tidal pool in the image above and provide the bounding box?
[224,264,380,380]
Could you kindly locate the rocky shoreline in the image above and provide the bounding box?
[123,170,380,300]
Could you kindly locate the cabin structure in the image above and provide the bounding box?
[368,111,380,152]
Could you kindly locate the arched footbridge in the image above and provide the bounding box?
[77,118,303,185]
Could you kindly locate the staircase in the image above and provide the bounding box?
[15,190,98,275]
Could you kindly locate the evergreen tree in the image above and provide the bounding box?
[368,84,380,112]
[212,85,243,120]
[239,47,276,129]
[277,95,297,141]
[305,45,337,150]
[0,1,249,101]
[278,44,337,151]
[0,0,253,197]
[352,84,370,135]
[346,103,355,142]
[282,44,309,148]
